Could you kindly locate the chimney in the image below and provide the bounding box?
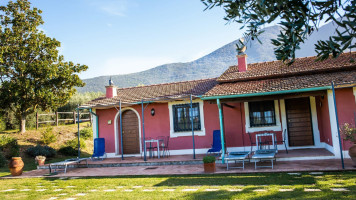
[105,77,117,98]
[237,53,248,72]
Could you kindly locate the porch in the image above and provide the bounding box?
[26,149,353,177]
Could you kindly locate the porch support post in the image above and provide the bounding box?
[217,99,226,163]
[120,100,124,160]
[190,94,196,159]
[142,99,147,161]
[77,106,81,158]
[331,82,345,169]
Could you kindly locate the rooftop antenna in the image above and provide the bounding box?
[109,77,114,86]
[238,37,246,55]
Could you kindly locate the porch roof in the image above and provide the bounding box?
[203,52,356,99]
[81,78,217,108]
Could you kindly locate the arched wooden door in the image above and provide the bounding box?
[122,110,140,154]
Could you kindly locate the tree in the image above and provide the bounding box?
[202,0,355,64]
[0,0,88,133]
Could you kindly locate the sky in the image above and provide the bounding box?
[2,0,244,79]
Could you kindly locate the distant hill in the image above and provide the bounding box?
[78,22,338,93]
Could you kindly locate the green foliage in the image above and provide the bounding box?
[40,127,56,145]
[80,128,93,140]
[341,123,356,143]
[58,92,103,112]
[58,146,78,156]
[202,0,356,64]
[0,135,20,158]
[203,155,216,163]
[0,151,6,167]
[65,138,86,150]
[0,0,88,133]
[25,145,56,158]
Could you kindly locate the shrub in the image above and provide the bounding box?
[0,135,20,159]
[0,152,6,167]
[203,155,216,163]
[58,146,77,156]
[80,128,93,140]
[65,138,86,150]
[41,126,57,145]
[25,145,56,158]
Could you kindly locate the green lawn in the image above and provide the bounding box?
[0,172,355,199]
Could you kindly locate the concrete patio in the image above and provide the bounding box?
[3,148,353,178]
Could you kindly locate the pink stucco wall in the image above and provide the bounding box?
[95,90,356,154]
[335,88,356,150]
[316,95,333,146]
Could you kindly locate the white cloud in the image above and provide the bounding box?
[90,0,130,17]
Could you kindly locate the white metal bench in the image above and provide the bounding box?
[252,149,276,169]
[224,151,250,170]
[49,158,88,173]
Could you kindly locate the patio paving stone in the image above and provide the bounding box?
[143,189,155,192]
[228,189,243,192]
[53,189,63,192]
[58,193,67,196]
[20,189,31,191]
[124,189,133,192]
[304,188,321,192]
[132,186,143,188]
[162,189,175,191]
[182,189,198,192]
[3,189,16,192]
[75,193,86,196]
[89,189,97,192]
[279,189,294,192]
[253,189,267,192]
[330,188,349,191]
[309,172,323,175]
[48,197,58,200]
[36,189,47,191]
[103,189,116,192]
[205,189,219,191]
[287,173,301,175]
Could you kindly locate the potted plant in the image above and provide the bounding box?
[35,155,46,166]
[203,155,216,173]
[341,123,356,167]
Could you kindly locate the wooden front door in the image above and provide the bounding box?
[122,110,140,154]
[285,98,314,146]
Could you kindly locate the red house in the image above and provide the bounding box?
[83,52,356,161]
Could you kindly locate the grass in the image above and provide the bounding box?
[0,172,355,199]
[0,123,93,177]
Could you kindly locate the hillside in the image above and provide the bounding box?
[78,22,338,93]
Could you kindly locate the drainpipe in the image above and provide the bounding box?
[120,100,124,160]
[217,99,226,163]
[89,109,99,138]
[331,82,345,169]
[190,94,196,159]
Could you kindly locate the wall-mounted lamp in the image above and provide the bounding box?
[151,108,155,116]
[108,120,112,125]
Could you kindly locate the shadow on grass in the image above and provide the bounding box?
[152,173,317,187]
[182,189,354,200]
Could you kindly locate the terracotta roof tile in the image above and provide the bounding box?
[217,52,356,82]
[205,70,356,97]
[83,78,217,108]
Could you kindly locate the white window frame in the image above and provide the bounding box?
[244,100,281,132]
[168,99,205,138]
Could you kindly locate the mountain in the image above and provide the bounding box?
[78,22,337,93]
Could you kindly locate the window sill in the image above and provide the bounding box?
[246,125,281,132]
[170,129,205,138]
